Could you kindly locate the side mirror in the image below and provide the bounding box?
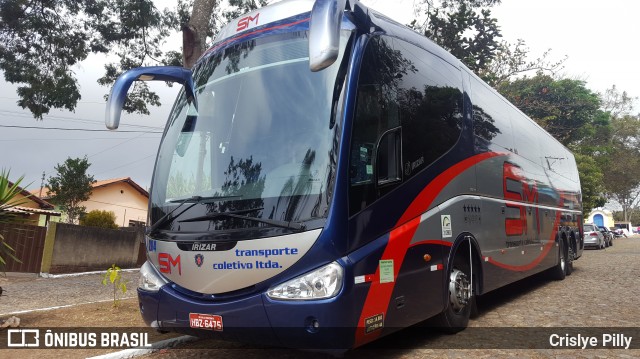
[105,66,197,130]
[309,0,347,72]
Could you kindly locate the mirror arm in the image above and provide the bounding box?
[105,66,197,130]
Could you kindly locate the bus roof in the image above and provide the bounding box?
[210,0,315,48]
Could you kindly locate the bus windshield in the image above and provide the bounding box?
[150,31,350,235]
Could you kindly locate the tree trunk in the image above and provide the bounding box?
[183,0,218,69]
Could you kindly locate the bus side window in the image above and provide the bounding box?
[349,36,401,215]
[350,85,382,185]
[392,38,463,179]
[349,36,464,216]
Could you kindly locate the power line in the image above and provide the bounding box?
[88,131,156,158]
[0,136,159,142]
[94,154,156,176]
[0,110,165,130]
[0,124,163,133]
[0,96,108,105]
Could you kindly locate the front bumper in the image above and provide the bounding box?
[137,284,357,350]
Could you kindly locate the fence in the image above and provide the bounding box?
[0,223,47,273]
[1,222,144,274]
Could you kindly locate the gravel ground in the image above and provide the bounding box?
[0,269,140,315]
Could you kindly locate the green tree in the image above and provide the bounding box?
[613,210,640,225]
[411,0,502,75]
[575,154,606,215]
[600,85,637,119]
[47,157,95,224]
[0,0,265,119]
[483,39,567,87]
[602,115,640,221]
[80,210,118,229]
[498,74,610,148]
[410,1,565,86]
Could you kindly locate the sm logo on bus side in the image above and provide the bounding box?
[502,162,539,237]
[158,253,181,275]
[237,14,259,31]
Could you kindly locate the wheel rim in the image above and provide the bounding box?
[560,245,565,271]
[448,268,470,313]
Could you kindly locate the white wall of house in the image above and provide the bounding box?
[84,182,148,227]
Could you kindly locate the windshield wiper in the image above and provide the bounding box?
[179,211,306,231]
[146,195,243,235]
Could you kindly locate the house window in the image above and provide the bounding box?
[128,220,145,228]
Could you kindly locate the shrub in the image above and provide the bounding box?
[102,264,129,307]
[79,210,118,229]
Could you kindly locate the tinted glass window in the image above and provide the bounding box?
[348,36,463,215]
[511,107,542,165]
[393,39,463,178]
[470,76,513,151]
[349,37,401,214]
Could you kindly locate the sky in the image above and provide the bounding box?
[1,0,638,192]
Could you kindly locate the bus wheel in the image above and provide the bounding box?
[436,256,472,333]
[550,240,566,280]
[565,243,574,276]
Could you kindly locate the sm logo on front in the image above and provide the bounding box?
[158,253,181,275]
[237,14,259,31]
[503,162,539,236]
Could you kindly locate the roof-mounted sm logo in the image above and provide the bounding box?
[237,14,260,32]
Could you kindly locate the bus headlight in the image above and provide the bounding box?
[138,261,168,292]
[267,262,343,300]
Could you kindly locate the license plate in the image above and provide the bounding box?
[189,313,223,331]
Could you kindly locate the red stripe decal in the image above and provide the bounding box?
[354,152,504,346]
[203,18,310,56]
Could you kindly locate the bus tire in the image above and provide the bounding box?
[550,239,566,280]
[436,255,472,333]
[565,242,574,276]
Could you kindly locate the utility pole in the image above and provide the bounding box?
[39,171,45,197]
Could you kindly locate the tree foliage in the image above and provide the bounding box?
[497,75,609,148]
[410,0,566,86]
[0,0,179,118]
[574,154,606,215]
[80,210,119,229]
[482,39,567,87]
[0,0,266,119]
[0,169,27,269]
[47,157,95,224]
[600,85,637,119]
[602,115,640,221]
[411,0,501,75]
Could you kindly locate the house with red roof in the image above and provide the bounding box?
[7,181,61,226]
[32,177,149,227]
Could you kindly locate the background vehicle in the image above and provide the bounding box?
[615,222,633,237]
[611,227,625,238]
[584,224,606,249]
[598,226,613,247]
[105,0,583,351]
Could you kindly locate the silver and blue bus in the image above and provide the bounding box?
[105,0,583,350]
